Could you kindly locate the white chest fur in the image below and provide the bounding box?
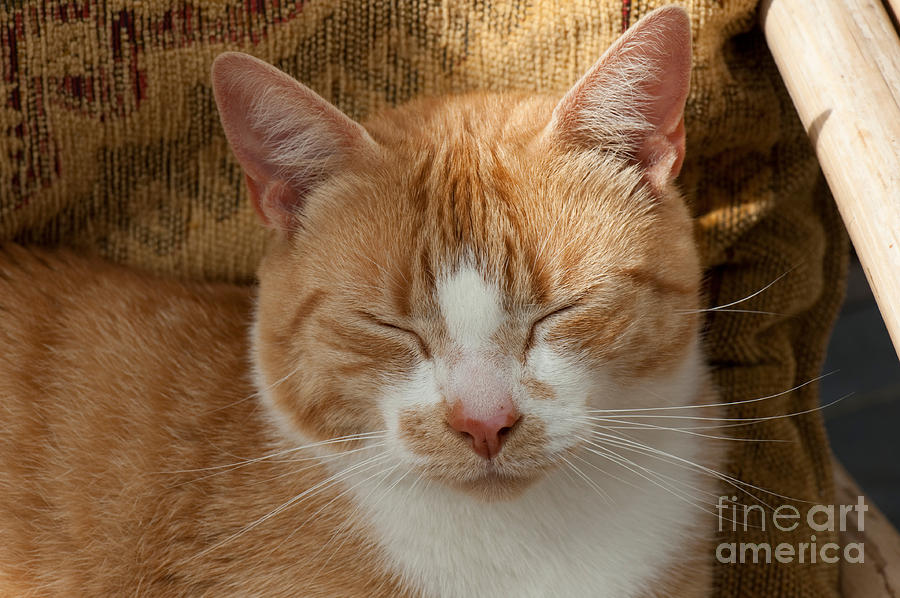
[347,430,711,598]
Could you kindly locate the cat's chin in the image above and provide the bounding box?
[450,474,537,502]
[423,464,542,502]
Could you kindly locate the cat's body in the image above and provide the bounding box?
[0,248,407,597]
[0,7,721,597]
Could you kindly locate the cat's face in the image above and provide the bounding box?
[213,9,698,500]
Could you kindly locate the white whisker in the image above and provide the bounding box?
[585,373,835,414]
[569,451,643,494]
[573,417,788,442]
[678,268,795,314]
[203,362,305,414]
[278,461,402,563]
[243,443,389,488]
[316,465,413,575]
[585,391,852,422]
[190,452,392,561]
[680,308,781,316]
[163,431,388,475]
[576,440,712,514]
[586,430,812,506]
[559,455,612,505]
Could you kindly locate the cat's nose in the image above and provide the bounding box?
[447,399,520,460]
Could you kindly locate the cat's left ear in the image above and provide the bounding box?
[546,6,691,190]
[212,52,375,233]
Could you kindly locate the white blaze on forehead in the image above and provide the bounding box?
[436,263,504,351]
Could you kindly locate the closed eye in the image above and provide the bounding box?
[358,311,431,358]
[524,303,580,355]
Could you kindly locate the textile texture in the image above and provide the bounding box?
[0,1,847,595]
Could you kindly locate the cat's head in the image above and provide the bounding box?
[213,7,702,501]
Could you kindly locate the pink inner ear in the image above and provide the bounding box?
[550,6,692,188]
[638,116,686,188]
[211,52,372,232]
[245,176,295,230]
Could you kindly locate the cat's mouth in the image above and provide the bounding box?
[397,407,558,499]
[404,448,560,501]
[433,463,540,501]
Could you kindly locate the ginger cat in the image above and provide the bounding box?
[0,7,721,597]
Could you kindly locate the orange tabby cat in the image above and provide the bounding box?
[0,7,721,597]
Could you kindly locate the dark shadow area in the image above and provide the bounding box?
[822,254,900,527]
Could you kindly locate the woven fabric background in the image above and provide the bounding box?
[0,1,847,595]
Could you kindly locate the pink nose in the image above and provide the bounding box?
[447,399,521,460]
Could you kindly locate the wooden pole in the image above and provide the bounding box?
[761,0,900,361]
[885,0,900,26]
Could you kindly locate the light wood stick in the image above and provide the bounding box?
[885,0,900,26]
[761,0,900,360]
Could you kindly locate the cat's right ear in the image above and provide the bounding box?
[212,52,375,233]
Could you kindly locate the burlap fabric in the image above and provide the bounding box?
[0,1,847,596]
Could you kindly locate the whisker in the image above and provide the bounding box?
[588,418,816,432]
[556,457,586,489]
[573,417,789,442]
[242,443,389,488]
[577,433,720,500]
[163,431,388,475]
[680,308,782,316]
[585,391,852,422]
[316,466,413,575]
[680,268,795,314]
[582,442,763,528]
[559,455,612,505]
[586,431,813,506]
[599,448,723,502]
[189,453,392,561]
[583,432,778,510]
[206,430,389,467]
[203,362,304,415]
[407,470,427,494]
[576,440,713,513]
[585,373,835,414]
[278,461,402,562]
[569,451,644,494]
[166,440,389,490]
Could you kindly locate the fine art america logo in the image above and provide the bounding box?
[716,495,867,564]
